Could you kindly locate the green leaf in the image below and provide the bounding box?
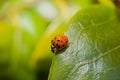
[48,5,120,80]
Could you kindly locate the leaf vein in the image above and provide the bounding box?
[66,45,120,78]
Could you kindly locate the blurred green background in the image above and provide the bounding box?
[0,0,114,80]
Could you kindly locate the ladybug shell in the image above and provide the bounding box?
[51,34,68,53]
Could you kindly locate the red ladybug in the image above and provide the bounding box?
[51,34,68,53]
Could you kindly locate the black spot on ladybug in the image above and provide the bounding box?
[51,40,53,43]
[56,43,58,46]
[53,42,56,46]
[66,41,67,44]
[63,45,64,47]
[61,41,63,43]
[58,46,60,48]
[57,39,60,42]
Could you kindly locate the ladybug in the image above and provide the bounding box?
[51,34,68,53]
